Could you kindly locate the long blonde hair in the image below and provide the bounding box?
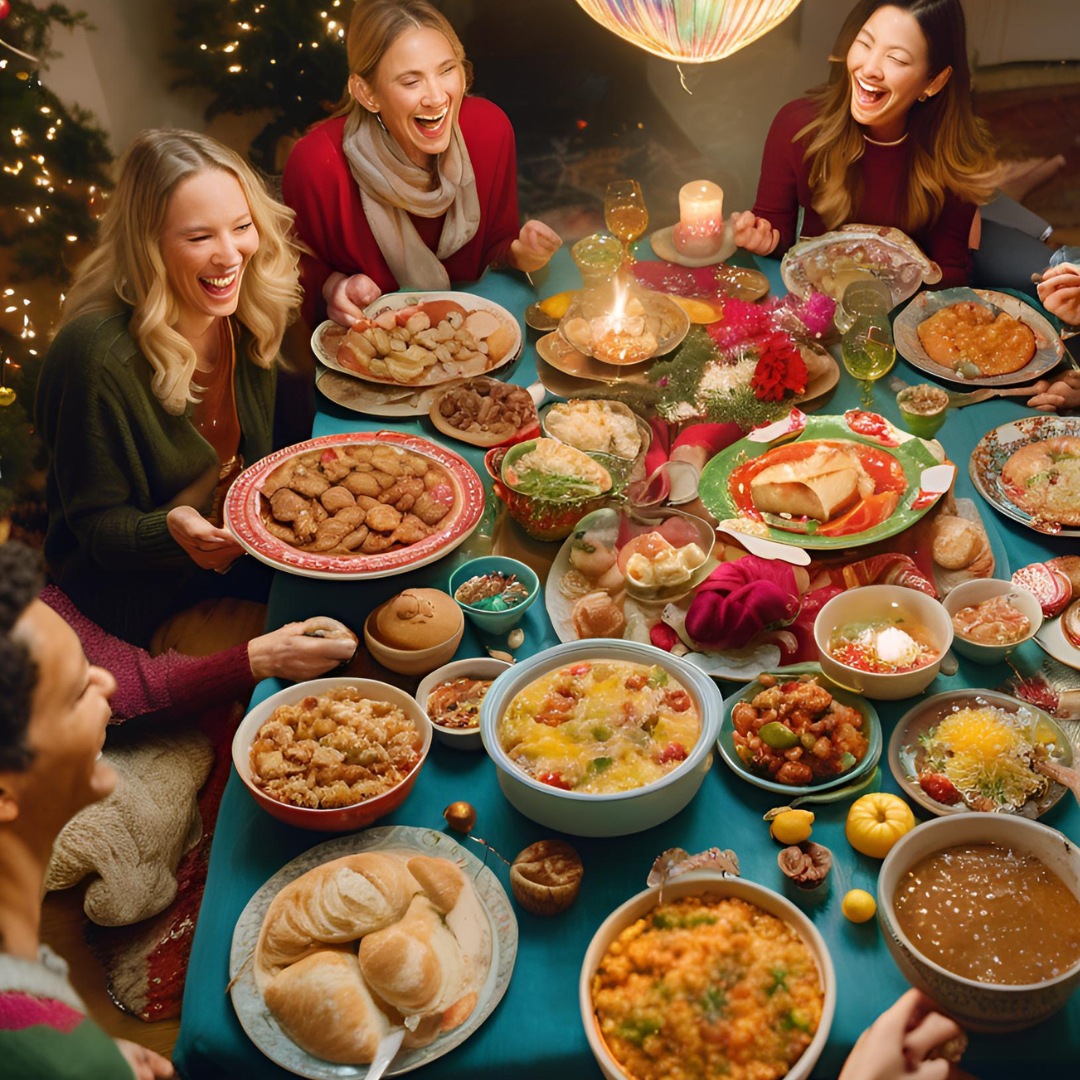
[798,0,996,235]
[60,129,301,416]
[332,0,473,119]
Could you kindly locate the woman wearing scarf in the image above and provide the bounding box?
[282,0,561,330]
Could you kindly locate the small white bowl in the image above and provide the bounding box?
[878,814,1080,1030]
[580,874,835,1080]
[814,585,953,700]
[415,657,511,751]
[941,578,1043,664]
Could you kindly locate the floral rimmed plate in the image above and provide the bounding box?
[229,826,517,1079]
[718,663,882,796]
[224,432,485,580]
[312,291,522,388]
[698,411,952,549]
[970,415,1080,537]
[888,689,1073,819]
[893,287,1064,387]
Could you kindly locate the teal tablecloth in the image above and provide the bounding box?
[175,248,1080,1079]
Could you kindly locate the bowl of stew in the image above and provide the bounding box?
[878,814,1080,1030]
[479,639,723,836]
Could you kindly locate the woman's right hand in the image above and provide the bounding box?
[323,271,383,327]
[729,210,780,256]
[166,506,245,571]
[1037,262,1080,327]
[248,618,358,681]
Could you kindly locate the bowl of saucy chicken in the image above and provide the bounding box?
[479,640,722,836]
[879,814,1080,1030]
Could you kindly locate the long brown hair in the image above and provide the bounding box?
[333,0,473,118]
[798,0,996,234]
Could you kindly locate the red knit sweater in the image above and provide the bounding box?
[751,98,977,288]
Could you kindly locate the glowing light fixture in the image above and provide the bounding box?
[574,0,803,63]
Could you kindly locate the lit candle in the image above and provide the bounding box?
[673,180,725,258]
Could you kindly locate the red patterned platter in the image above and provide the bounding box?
[225,432,485,580]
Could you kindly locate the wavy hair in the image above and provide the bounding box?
[60,130,302,416]
[798,0,996,235]
[332,0,473,119]
[0,542,43,773]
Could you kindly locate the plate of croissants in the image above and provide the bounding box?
[230,825,517,1077]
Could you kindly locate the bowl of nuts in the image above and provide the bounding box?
[449,556,540,635]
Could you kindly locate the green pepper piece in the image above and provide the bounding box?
[759,722,799,750]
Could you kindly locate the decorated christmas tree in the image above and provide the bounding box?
[170,0,349,169]
[0,0,113,524]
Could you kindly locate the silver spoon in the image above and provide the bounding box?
[366,1028,405,1080]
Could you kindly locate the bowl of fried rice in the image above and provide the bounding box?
[232,676,432,830]
[580,874,835,1080]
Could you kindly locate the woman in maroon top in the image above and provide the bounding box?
[732,0,996,288]
[282,0,561,329]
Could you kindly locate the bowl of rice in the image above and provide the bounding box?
[232,676,431,830]
[580,874,835,1080]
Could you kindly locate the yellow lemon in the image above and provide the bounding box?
[537,291,575,319]
[845,792,915,858]
[670,296,723,324]
[769,808,814,845]
[842,889,877,924]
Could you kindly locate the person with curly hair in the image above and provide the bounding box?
[282,0,561,329]
[0,542,173,1079]
[37,129,301,647]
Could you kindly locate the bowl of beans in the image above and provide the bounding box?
[232,676,432,831]
[878,814,1080,1030]
[580,874,835,1080]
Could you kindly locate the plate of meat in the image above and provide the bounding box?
[224,432,485,580]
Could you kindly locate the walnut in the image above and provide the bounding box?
[777,842,832,890]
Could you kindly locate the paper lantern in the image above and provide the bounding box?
[575,0,803,63]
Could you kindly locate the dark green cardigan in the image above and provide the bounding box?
[36,308,275,644]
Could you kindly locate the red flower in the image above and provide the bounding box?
[751,332,809,402]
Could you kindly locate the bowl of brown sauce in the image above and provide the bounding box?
[878,814,1080,1030]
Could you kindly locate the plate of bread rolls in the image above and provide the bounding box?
[230,826,517,1077]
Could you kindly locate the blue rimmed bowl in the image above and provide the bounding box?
[449,556,540,636]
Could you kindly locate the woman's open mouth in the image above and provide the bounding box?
[853,77,888,108]
[200,269,240,298]
[413,109,449,137]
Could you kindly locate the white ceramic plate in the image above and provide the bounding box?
[315,364,442,419]
[311,292,522,388]
[229,826,517,1078]
[894,288,1064,387]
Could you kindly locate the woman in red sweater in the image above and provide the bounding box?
[732,0,996,288]
[282,0,561,329]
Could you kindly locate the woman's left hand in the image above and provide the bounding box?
[115,1039,176,1080]
[1037,262,1080,327]
[167,505,245,571]
[509,219,562,274]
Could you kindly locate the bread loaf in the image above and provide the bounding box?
[750,446,873,522]
[262,949,388,1064]
[255,852,416,982]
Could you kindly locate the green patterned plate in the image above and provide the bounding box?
[698,411,952,550]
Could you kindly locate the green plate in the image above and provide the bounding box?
[719,663,882,796]
[698,411,950,550]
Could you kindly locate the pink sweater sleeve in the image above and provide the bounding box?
[41,586,254,723]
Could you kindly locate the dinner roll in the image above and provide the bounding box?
[930,515,981,570]
[375,588,461,650]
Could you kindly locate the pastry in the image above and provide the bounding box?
[930,515,982,570]
[750,444,873,522]
[510,839,584,915]
[917,301,1035,375]
[374,588,462,650]
[1001,435,1080,526]
[571,591,626,639]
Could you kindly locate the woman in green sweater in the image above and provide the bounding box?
[37,130,301,646]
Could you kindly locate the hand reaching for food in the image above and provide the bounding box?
[839,989,972,1080]
[509,219,562,274]
[729,210,780,256]
[115,1039,176,1080]
[1026,369,1080,412]
[248,617,359,681]
[324,270,384,327]
[1037,262,1080,327]
[166,505,245,570]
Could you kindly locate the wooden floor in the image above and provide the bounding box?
[40,886,181,1061]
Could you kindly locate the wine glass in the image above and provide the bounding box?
[604,180,649,264]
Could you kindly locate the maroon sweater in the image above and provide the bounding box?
[41,586,253,724]
[751,98,977,288]
[282,96,520,328]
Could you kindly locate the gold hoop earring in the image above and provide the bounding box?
[919,92,930,102]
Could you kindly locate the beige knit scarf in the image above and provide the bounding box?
[341,108,480,290]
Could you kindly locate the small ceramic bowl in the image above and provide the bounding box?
[449,556,540,636]
[415,656,511,750]
[540,399,651,490]
[814,585,953,700]
[941,578,1043,664]
[232,676,431,831]
[363,602,464,677]
[878,814,1080,1030]
[580,874,835,1080]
